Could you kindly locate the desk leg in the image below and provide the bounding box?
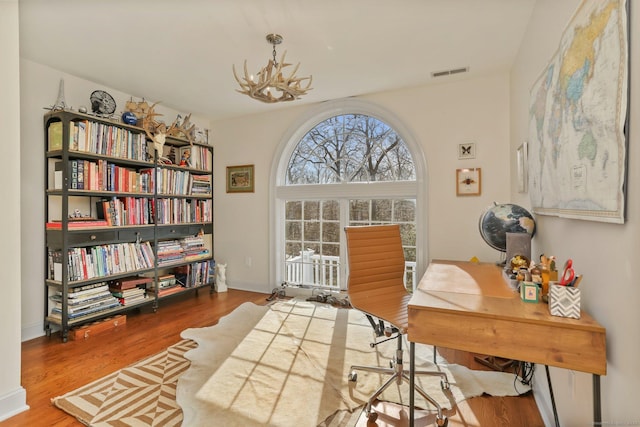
[593,374,601,425]
[410,341,415,427]
[545,365,560,427]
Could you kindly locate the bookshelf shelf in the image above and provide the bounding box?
[44,110,215,341]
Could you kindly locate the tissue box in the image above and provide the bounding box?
[549,283,581,319]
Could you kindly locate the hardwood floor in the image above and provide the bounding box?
[1,289,543,426]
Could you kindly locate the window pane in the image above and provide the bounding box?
[372,199,392,222]
[286,114,416,185]
[285,201,302,220]
[303,201,320,220]
[285,242,301,257]
[400,223,416,247]
[322,200,339,220]
[394,199,416,222]
[350,200,370,223]
[285,221,301,240]
[322,222,340,243]
[304,221,320,241]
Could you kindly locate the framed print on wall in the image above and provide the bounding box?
[456,168,481,196]
[226,164,254,193]
[517,142,528,193]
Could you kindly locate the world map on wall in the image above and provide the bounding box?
[528,0,628,223]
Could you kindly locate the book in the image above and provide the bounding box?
[48,121,63,151]
[46,220,109,229]
[110,276,152,291]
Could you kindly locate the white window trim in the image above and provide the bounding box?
[269,98,429,290]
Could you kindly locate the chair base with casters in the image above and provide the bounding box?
[348,314,450,426]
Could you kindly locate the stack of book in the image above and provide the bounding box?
[109,276,151,306]
[49,282,120,321]
[146,274,185,297]
[189,175,211,195]
[156,240,184,266]
[181,234,209,261]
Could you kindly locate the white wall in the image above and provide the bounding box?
[511,0,639,425]
[211,72,511,292]
[19,59,210,341]
[0,0,28,420]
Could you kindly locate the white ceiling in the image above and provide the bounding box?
[19,0,536,121]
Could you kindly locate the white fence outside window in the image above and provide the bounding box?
[284,249,416,290]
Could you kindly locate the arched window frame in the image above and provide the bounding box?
[269,98,429,289]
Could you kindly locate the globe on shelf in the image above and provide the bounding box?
[478,203,536,254]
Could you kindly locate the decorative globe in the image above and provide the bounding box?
[122,111,138,125]
[478,203,536,252]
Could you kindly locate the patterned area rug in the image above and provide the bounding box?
[52,339,197,426]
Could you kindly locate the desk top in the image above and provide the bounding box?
[408,260,607,375]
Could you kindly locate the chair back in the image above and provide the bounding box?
[344,224,411,332]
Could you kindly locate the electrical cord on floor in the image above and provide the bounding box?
[513,361,535,394]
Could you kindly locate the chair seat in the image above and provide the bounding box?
[349,286,411,334]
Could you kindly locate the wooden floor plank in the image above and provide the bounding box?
[1,290,543,426]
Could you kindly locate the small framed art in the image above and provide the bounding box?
[456,168,481,196]
[520,281,540,303]
[226,164,254,193]
[458,143,476,159]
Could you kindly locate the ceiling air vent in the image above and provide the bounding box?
[431,67,470,78]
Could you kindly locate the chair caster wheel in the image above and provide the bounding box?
[348,371,357,382]
[435,415,448,426]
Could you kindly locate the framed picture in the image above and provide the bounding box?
[456,168,481,196]
[458,143,476,159]
[517,142,528,193]
[226,164,254,193]
[520,281,540,303]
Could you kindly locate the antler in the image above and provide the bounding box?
[232,51,312,103]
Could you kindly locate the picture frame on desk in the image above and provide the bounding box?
[226,164,254,193]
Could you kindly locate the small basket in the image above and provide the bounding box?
[549,283,580,319]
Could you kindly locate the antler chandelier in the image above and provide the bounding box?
[233,34,312,103]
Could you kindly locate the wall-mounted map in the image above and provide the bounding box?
[528,0,629,223]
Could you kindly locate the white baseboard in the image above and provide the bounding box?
[22,322,45,342]
[0,387,29,422]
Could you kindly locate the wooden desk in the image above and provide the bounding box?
[407,260,606,426]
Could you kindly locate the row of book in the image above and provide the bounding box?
[47,241,155,282]
[96,197,154,226]
[54,159,154,193]
[48,120,149,162]
[156,198,212,224]
[156,169,212,196]
[174,260,213,288]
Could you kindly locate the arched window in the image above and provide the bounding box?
[271,100,426,291]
